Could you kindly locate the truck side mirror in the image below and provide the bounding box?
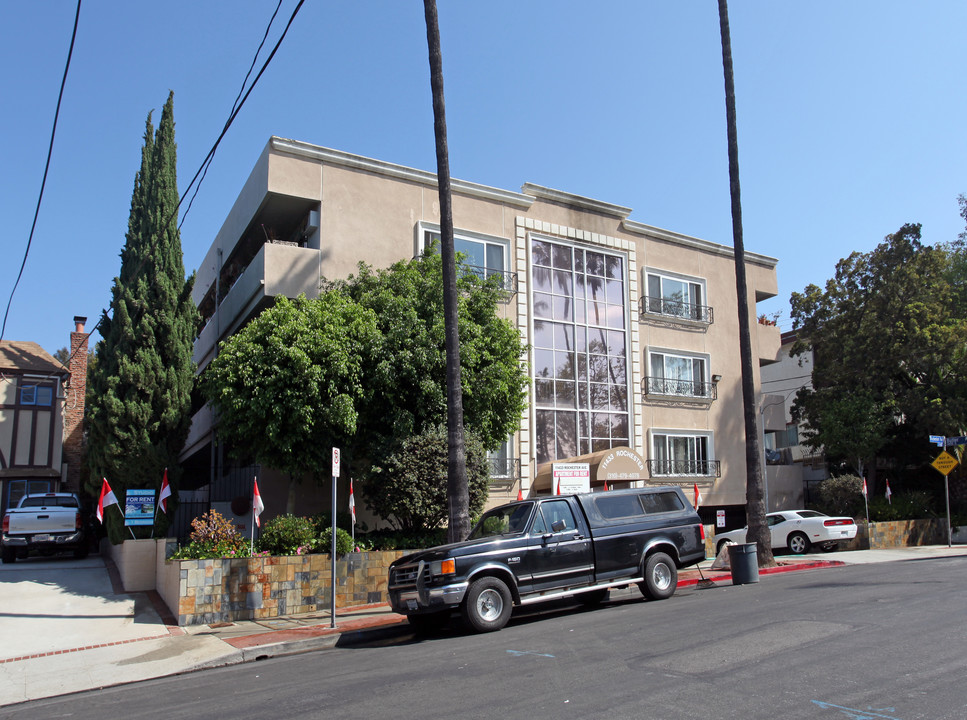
[551,519,566,533]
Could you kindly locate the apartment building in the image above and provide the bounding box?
[180,137,781,527]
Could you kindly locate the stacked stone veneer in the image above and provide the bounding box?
[843,519,948,551]
[174,550,406,626]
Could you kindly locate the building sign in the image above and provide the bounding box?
[553,463,590,494]
[124,489,155,527]
[597,447,646,481]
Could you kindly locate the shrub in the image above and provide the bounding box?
[816,474,865,517]
[257,514,317,555]
[869,491,936,522]
[360,426,490,533]
[170,510,248,559]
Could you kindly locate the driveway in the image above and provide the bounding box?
[0,553,168,662]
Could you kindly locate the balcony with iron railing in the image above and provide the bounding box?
[639,296,714,325]
[643,376,718,402]
[487,457,522,490]
[462,264,518,297]
[647,459,722,478]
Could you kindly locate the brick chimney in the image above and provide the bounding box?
[63,316,89,492]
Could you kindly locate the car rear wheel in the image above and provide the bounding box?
[461,576,512,633]
[788,532,811,555]
[639,552,677,601]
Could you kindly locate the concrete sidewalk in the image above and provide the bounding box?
[1,545,964,707]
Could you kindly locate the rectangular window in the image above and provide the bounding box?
[645,271,707,322]
[651,432,713,476]
[647,351,708,397]
[19,384,53,406]
[422,227,510,290]
[532,237,629,465]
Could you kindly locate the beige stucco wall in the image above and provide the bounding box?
[186,137,780,515]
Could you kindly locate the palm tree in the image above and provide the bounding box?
[717,0,774,566]
[423,0,471,543]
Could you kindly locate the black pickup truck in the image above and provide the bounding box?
[388,486,705,633]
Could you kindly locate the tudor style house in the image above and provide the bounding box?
[0,317,89,515]
[179,138,783,530]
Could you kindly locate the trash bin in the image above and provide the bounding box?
[728,542,759,585]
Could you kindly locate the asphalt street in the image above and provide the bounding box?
[5,552,967,720]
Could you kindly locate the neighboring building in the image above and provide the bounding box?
[759,330,827,511]
[179,138,781,530]
[0,317,89,515]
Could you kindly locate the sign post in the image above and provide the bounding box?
[331,447,340,628]
[931,451,958,548]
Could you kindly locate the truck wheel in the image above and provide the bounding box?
[1,547,15,564]
[461,576,512,633]
[408,611,450,634]
[639,552,677,601]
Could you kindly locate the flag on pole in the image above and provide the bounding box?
[96,478,118,524]
[349,478,356,526]
[885,479,892,504]
[159,468,172,514]
[861,478,868,498]
[693,483,703,510]
[253,477,264,528]
[602,480,609,492]
[517,488,523,502]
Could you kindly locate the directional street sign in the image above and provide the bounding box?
[931,451,959,476]
[929,434,946,448]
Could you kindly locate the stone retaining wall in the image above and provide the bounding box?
[843,518,949,550]
[171,550,406,626]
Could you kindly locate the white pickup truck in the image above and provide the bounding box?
[1,493,90,563]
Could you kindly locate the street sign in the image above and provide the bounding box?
[929,434,945,448]
[931,451,958,476]
[332,447,340,478]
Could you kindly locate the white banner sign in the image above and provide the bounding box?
[553,462,590,495]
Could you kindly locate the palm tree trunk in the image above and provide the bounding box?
[424,0,471,543]
[718,0,774,566]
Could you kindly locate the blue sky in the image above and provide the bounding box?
[3,1,965,356]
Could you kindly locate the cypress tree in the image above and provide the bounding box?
[86,92,198,542]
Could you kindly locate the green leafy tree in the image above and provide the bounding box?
[331,252,528,469]
[791,222,967,488]
[201,293,380,513]
[86,93,198,543]
[361,425,490,533]
[794,388,894,479]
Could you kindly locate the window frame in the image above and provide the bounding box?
[646,348,711,399]
[417,222,511,288]
[642,269,710,324]
[649,429,717,477]
[529,233,632,465]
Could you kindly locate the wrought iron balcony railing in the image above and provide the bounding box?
[488,458,522,488]
[639,296,714,324]
[461,264,518,296]
[643,376,717,400]
[647,459,722,478]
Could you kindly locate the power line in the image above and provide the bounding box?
[0,0,82,343]
[179,0,285,228]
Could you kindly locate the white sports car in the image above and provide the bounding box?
[714,510,857,555]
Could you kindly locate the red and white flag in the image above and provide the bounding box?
[97,478,118,524]
[159,468,172,514]
[861,478,868,498]
[602,480,610,492]
[694,483,703,510]
[253,477,264,527]
[349,478,356,526]
[885,480,892,504]
[517,488,523,502]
